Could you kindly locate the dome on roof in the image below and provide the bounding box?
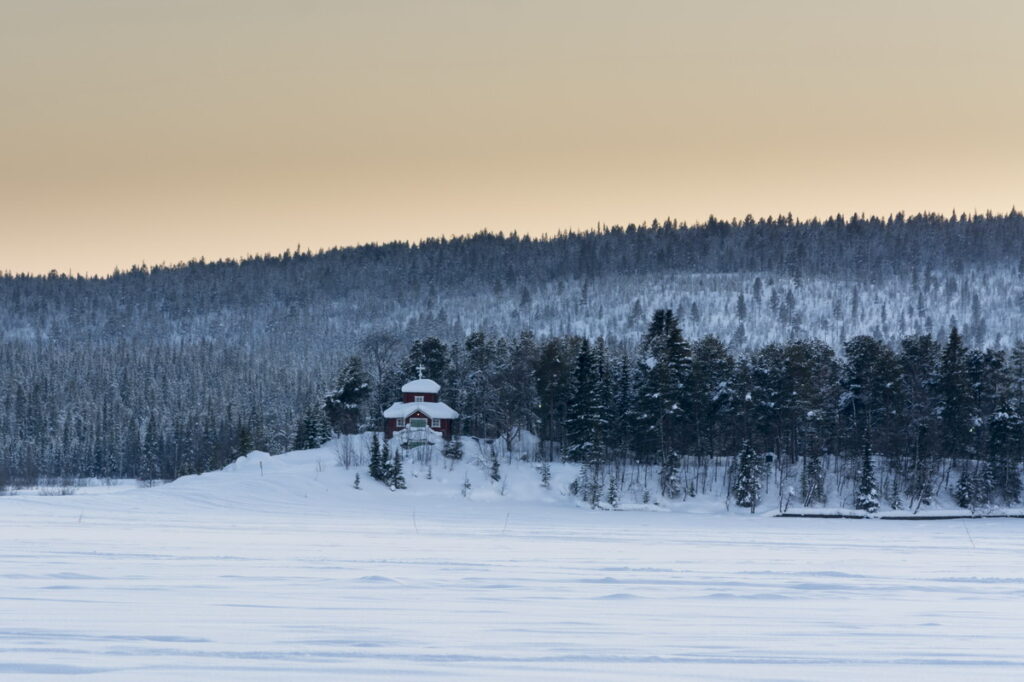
[401,378,441,394]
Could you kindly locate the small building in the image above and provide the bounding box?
[382,376,459,440]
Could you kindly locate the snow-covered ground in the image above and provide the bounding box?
[3,447,1023,680]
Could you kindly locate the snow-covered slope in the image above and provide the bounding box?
[3,440,1024,680]
[21,433,1013,517]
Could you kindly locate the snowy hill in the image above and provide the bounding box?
[5,213,1024,490]
[46,434,1000,518]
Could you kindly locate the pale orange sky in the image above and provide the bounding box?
[1,0,1022,275]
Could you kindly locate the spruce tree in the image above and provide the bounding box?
[638,310,693,482]
[140,420,161,484]
[368,433,385,482]
[564,339,602,464]
[938,327,969,459]
[987,407,1022,504]
[380,440,394,486]
[606,476,619,507]
[975,463,994,508]
[323,356,370,435]
[954,469,976,510]
[310,408,332,447]
[292,412,310,452]
[293,406,331,450]
[402,337,450,384]
[389,447,407,490]
[235,424,254,458]
[732,441,763,512]
[854,444,879,513]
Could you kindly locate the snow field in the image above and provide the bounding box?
[2,446,1023,680]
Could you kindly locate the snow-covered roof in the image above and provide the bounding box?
[382,401,459,420]
[401,378,441,394]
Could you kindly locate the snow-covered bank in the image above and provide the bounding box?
[3,439,1024,680]
[6,433,1019,517]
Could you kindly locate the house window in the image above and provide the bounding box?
[431,418,441,428]
[396,417,405,427]
[410,417,428,428]
[415,395,424,402]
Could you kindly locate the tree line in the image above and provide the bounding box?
[292,310,1022,511]
[4,211,1024,498]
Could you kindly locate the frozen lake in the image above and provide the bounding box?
[3,454,1023,680]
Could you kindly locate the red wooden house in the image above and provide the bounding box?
[382,377,458,440]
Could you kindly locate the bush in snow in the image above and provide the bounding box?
[442,438,464,462]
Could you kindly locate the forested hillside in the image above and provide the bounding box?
[2,211,1024,505]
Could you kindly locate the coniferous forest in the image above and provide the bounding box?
[2,211,1024,510]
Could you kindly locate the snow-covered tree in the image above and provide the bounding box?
[853,444,879,513]
[324,356,370,435]
[368,433,386,482]
[732,441,763,512]
[389,446,407,490]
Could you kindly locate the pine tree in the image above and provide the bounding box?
[353,473,361,490]
[854,444,879,513]
[539,461,551,489]
[732,441,763,512]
